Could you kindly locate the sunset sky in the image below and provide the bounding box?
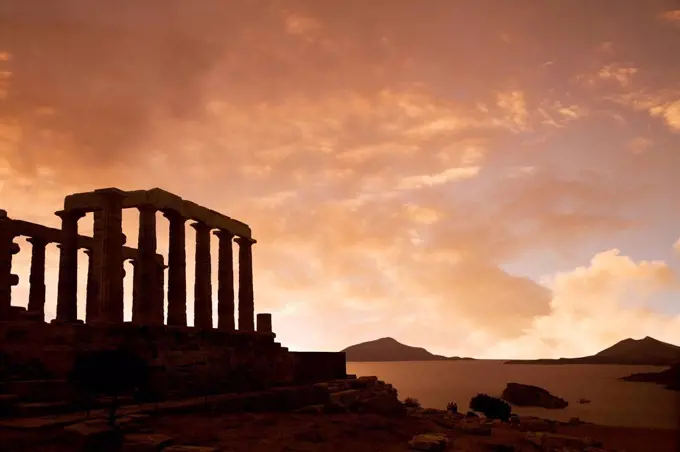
[1,1,679,359]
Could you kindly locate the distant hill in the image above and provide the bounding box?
[505,336,680,366]
[342,337,475,362]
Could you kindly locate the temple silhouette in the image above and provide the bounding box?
[0,187,346,416]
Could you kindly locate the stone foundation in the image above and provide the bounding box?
[0,320,346,413]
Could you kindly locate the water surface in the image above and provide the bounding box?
[347,360,680,430]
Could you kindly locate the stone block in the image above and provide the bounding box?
[322,401,349,414]
[540,433,601,450]
[3,379,73,402]
[16,401,70,417]
[115,414,151,433]
[459,422,492,436]
[359,394,407,416]
[164,447,219,452]
[63,420,123,452]
[357,375,378,387]
[122,433,175,452]
[519,419,556,433]
[408,433,449,451]
[329,389,363,406]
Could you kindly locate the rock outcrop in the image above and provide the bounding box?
[501,383,568,409]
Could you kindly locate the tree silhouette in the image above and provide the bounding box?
[69,348,150,425]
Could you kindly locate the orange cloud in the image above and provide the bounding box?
[660,9,680,25]
[478,251,680,359]
[2,1,680,357]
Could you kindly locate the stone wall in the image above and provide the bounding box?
[291,351,347,384]
[0,321,298,401]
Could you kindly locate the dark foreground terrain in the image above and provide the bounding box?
[1,375,678,452]
[1,408,678,452]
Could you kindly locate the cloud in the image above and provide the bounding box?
[495,91,529,130]
[2,1,680,357]
[597,65,638,88]
[396,166,481,190]
[660,9,680,25]
[479,250,680,359]
[649,100,680,132]
[674,238,680,254]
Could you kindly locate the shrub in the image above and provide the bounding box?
[446,401,458,414]
[403,397,421,408]
[469,393,511,421]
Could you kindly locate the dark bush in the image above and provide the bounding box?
[469,393,511,421]
[69,348,149,424]
[446,401,458,413]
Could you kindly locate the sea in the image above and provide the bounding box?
[347,360,680,430]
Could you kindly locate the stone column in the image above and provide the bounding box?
[91,189,126,324]
[126,258,138,321]
[133,204,158,325]
[0,210,16,314]
[164,210,187,327]
[214,230,235,331]
[235,236,256,331]
[256,313,272,333]
[83,249,97,323]
[155,259,167,325]
[55,210,85,323]
[27,237,48,317]
[191,221,212,329]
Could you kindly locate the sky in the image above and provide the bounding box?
[1,0,679,359]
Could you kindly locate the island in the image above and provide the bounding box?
[342,337,475,362]
[504,336,680,366]
[620,362,680,391]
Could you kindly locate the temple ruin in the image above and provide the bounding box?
[0,188,345,417]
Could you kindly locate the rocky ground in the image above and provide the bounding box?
[0,376,678,451]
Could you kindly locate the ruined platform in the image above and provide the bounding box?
[0,188,346,419]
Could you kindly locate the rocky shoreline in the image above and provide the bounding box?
[0,375,677,452]
[620,363,680,391]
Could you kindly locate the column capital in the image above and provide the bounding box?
[55,209,86,221]
[190,221,211,233]
[234,236,257,245]
[137,203,158,213]
[10,242,20,255]
[213,229,235,239]
[162,209,186,222]
[83,248,92,256]
[26,236,50,247]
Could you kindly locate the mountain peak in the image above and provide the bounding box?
[375,337,400,343]
[594,336,680,362]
